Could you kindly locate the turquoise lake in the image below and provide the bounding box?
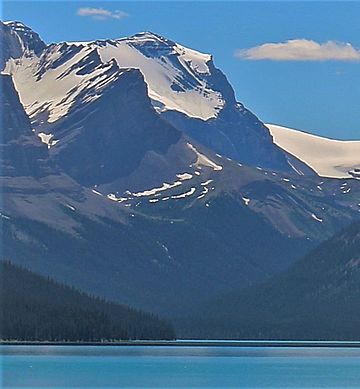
[2,344,360,388]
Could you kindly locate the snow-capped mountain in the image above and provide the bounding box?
[2,71,360,315]
[2,21,299,173]
[0,73,131,232]
[2,21,360,315]
[2,27,227,121]
[0,21,45,69]
[96,31,224,121]
[267,124,360,179]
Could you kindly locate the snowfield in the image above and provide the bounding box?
[267,124,360,179]
[5,31,225,123]
[98,33,224,120]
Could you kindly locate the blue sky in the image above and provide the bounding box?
[2,1,360,139]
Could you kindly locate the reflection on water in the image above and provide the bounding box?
[2,344,360,388]
[3,344,360,358]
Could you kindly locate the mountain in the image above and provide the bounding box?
[0,21,46,69]
[2,22,308,173]
[1,71,359,317]
[1,22,360,319]
[0,72,116,231]
[267,124,360,179]
[0,261,175,341]
[180,221,360,340]
[1,22,218,190]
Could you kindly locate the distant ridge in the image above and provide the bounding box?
[181,220,360,340]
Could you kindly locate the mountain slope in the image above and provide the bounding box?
[267,124,360,179]
[1,73,360,317]
[0,261,175,341]
[1,72,309,314]
[181,221,360,340]
[0,73,128,233]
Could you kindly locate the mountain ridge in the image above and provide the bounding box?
[2,20,298,173]
[179,220,360,340]
[1,21,360,318]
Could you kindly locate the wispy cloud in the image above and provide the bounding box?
[77,7,128,21]
[235,39,360,61]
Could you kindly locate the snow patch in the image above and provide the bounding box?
[187,143,222,171]
[311,213,323,223]
[197,186,209,199]
[176,173,193,181]
[171,187,196,199]
[242,197,250,206]
[287,158,305,176]
[0,212,10,220]
[132,181,182,197]
[38,132,59,149]
[267,124,360,179]
[107,193,128,202]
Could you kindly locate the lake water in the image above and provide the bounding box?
[2,344,360,388]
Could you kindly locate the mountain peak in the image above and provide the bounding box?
[2,20,46,57]
[4,20,29,29]
[129,31,170,42]
[4,20,23,26]
[126,31,211,61]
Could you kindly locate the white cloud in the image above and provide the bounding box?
[235,39,360,61]
[77,7,128,21]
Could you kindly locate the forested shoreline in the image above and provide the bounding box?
[0,261,175,341]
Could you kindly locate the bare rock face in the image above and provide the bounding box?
[48,67,183,187]
[0,74,48,177]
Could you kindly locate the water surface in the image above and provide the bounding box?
[2,344,360,388]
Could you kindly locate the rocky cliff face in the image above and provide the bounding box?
[162,103,296,173]
[0,21,46,69]
[1,74,48,177]
[47,67,184,187]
